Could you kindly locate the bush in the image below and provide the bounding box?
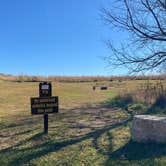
[104,93,133,109]
[154,94,166,108]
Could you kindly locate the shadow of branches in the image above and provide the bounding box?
[0,115,132,166]
[110,140,166,161]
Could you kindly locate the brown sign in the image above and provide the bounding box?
[31,96,58,115]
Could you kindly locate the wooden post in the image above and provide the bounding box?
[44,113,48,134]
[39,82,52,134]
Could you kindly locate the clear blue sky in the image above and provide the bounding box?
[0,0,124,76]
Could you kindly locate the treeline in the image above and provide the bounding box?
[0,74,166,82]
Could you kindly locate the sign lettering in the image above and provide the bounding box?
[31,96,58,115]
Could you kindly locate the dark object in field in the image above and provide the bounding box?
[100,86,108,90]
[92,86,96,91]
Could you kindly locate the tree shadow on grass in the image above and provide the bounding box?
[110,140,166,161]
[0,116,132,166]
[2,109,165,166]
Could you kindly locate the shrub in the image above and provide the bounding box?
[104,93,133,109]
[153,94,166,109]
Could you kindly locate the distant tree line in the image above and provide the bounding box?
[0,73,166,82]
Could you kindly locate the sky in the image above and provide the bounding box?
[0,0,125,76]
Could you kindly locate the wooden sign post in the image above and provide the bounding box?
[31,82,59,134]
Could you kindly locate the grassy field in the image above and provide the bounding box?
[1,80,166,166]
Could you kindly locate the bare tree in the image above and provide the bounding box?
[102,0,166,73]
